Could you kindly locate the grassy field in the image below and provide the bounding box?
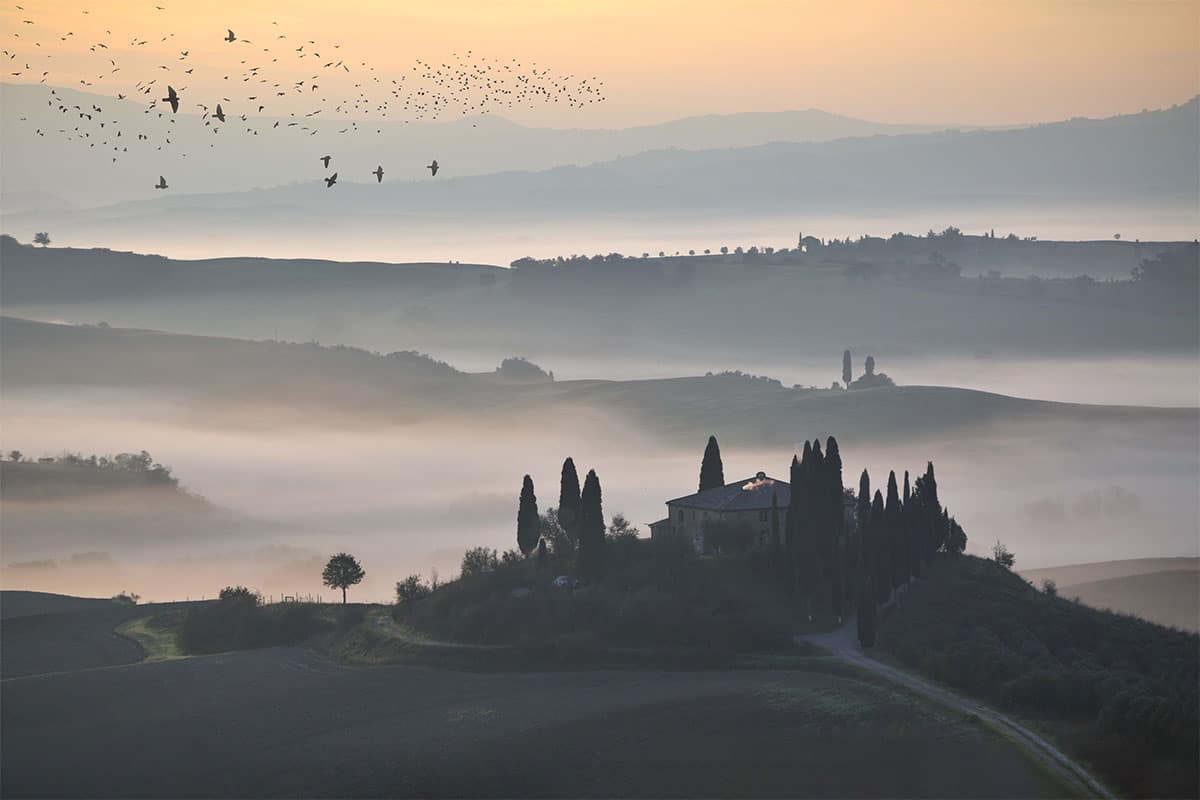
[115,612,187,661]
[2,642,1072,798]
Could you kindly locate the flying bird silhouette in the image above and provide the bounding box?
[426,159,438,176]
[214,103,225,122]
[319,154,331,167]
[161,85,178,112]
[324,172,337,188]
[224,29,236,43]
[372,165,383,182]
[154,175,168,189]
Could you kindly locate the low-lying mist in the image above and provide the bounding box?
[2,384,1195,604]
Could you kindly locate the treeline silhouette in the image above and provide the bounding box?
[1,449,177,487]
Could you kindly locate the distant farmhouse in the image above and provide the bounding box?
[650,471,790,552]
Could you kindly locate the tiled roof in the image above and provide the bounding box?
[667,473,790,512]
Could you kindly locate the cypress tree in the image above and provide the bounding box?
[825,437,845,616]
[886,471,904,590]
[872,491,889,605]
[854,469,870,603]
[699,435,725,491]
[557,457,581,544]
[536,538,548,568]
[786,454,802,590]
[842,350,852,389]
[792,443,813,594]
[856,469,871,531]
[923,462,942,560]
[578,469,605,581]
[517,475,540,556]
[807,440,826,612]
[904,471,922,579]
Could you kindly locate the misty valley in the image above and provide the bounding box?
[1,5,1198,797]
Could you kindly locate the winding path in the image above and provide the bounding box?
[799,621,1116,800]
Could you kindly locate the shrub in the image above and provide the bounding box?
[395,575,431,607]
[218,586,260,606]
[461,546,499,578]
[179,602,332,654]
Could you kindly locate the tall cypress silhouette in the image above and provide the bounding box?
[807,440,826,610]
[886,471,904,589]
[922,461,942,561]
[842,350,852,389]
[699,435,725,491]
[578,469,605,581]
[557,457,581,546]
[825,436,845,615]
[786,453,802,590]
[517,474,540,556]
[872,491,889,605]
[854,469,870,604]
[905,470,921,579]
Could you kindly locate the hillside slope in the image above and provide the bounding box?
[877,556,1199,798]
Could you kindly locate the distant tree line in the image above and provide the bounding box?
[4,449,177,486]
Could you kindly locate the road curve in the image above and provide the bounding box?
[799,621,1116,800]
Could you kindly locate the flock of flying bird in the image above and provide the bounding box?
[8,4,606,191]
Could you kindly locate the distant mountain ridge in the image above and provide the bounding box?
[0,81,943,211]
[5,98,1194,243]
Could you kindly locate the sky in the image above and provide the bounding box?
[1,0,1197,128]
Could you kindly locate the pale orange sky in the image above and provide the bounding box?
[1,0,1197,127]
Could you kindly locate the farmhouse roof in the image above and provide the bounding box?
[666,472,790,512]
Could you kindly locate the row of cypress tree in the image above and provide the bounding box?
[697,434,967,642]
[855,461,967,646]
[516,457,607,581]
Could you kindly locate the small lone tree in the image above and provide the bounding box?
[322,552,365,603]
[33,231,50,247]
[864,355,876,377]
[517,474,540,555]
[991,540,1015,569]
[842,350,852,389]
[699,435,725,491]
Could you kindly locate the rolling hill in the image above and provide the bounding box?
[1021,558,1200,631]
[2,315,1194,446]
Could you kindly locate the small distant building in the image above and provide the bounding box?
[648,472,790,553]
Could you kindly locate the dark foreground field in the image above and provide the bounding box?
[0,594,201,679]
[0,605,1069,799]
